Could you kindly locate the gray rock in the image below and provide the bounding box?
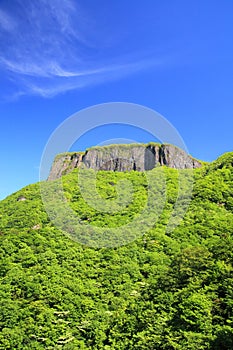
[48,152,83,181]
[47,143,202,180]
[17,195,26,202]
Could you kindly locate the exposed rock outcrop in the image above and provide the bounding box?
[17,195,27,202]
[48,143,202,180]
[159,144,202,169]
[48,152,83,181]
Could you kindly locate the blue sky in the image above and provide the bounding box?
[0,0,232,199]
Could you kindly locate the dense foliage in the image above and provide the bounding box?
[0,152,232,349]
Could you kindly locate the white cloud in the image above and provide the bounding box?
[0,0,163,98]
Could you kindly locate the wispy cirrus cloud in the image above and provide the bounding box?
[0,7,17,32]
[0,0,163,98]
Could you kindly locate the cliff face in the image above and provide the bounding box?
[48,152,83,181]
[48,143,202,180]
[159,144,202,169]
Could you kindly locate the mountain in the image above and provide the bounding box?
[48,143,202,180]
[0,149,233,349]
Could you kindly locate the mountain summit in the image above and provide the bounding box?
[48,143,202,180]
[0,150,232,349]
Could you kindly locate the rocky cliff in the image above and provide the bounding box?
[48,143,202,180]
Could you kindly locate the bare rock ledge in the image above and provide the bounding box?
[48,143,202,181]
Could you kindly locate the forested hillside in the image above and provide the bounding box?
[0,152,232,349]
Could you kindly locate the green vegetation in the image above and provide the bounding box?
[54,152,84,160]
[0,152,232,349]
[86,142,149,150]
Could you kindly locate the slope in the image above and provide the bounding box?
[0,152,232,349]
